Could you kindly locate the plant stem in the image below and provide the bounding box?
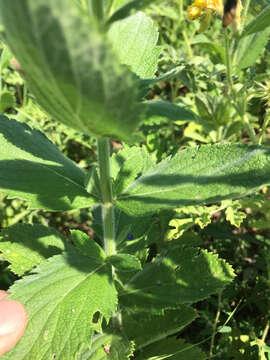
[242,0,251,28]
[91,0,104,24]
[258,321,269,360]
[243,114,258,144]
[182,31,193,59]
[209,292,222,358]
[258,111,270,145]
[105,0,114,17]
[178,0,193,59]
[97,138,116,257]
[224,32,234,96]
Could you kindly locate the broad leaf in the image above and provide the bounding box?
[123,306,197,350]
[108,253,142,272]
[242,4,270,36]
[145,101,197,123]
[0,224,66,275]
[236,28,270,71]
[108,12,161,79]
[111,147,153,196]
[0,0,144,141]
[119,245,235,313]
[0,116,94,210]
[116,144,270,216]
[135,338,206,360]
[2,251,118,360]
[71,230,106,262]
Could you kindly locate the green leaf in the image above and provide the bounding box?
[111,146,153,196]
[116,144,270,216]
[0,224,66,276]
[0,45,12,69]
[76,332,134,360]
[114,208,154,255]
[119,245,235,313]
[242,4,270,36]
[224,200,246,227]
[108,12,161,79]
[123,306,197,350]
[1,251,118,360]
[166,204,223,240]
[70,230,106,262]
[135,338,206,360]
[166,218,194,240]
[0,0,144,141]
[192,40,225,65]
[0,116,94,210]
[145,101,197,123]
[108,253,142,272]
[236,28,270,71]
[108,0,161,24]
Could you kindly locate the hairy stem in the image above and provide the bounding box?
[178,0,193,59]
[258,111,270,145]
[97,138,116,257]
[243,115,258,144]
[242,0,251,28]
[91,0,104,23]
[224,32,234,96]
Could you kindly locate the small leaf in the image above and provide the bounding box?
[167,204,222,240]
[224,201,246,227]
[0,224,66,275]
[0,91,15,112]
[76,332,134,360]
[119,245,235,313]
[123,306,197,350]
[108,12,161,79]
[135,338,206,360]
[0,116,94,210]
[116,144,270,216]
[111,147,154,196]
[242,4,270,36]
[108,254,142,272]
[167,218,194,240]
[1,251,118,360]
[71,230,106,262]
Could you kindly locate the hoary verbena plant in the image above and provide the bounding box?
[0,0,270,359]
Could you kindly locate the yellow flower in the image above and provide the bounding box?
[187,0,223,20]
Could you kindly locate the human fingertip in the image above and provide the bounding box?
[0,299,27,356]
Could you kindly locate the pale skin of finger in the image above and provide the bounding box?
[0,291,28,356]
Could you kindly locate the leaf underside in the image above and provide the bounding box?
[0,0,144,141]
[2,252,118,360]
[0,116,94,210]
